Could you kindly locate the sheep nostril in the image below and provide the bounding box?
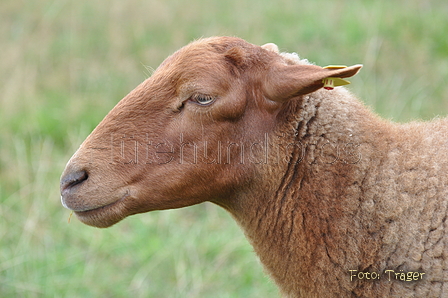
[60,170,88,193]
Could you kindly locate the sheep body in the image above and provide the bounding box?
[60,37,448,297]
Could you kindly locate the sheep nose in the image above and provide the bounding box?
[60,169,88,194]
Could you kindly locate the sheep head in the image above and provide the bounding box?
[60,36,361,228]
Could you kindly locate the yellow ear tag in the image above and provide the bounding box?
[323,65,348,69]
[322,77,351,90]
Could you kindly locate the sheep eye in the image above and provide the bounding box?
[191,94,216,105]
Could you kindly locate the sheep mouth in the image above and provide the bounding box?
[73,192,131,228]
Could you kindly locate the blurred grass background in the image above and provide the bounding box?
[1,0,447,297]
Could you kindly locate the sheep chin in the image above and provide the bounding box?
[73,193,131,228]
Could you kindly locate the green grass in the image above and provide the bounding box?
[1,0,448,297]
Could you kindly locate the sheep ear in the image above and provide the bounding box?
[264,64,362,102]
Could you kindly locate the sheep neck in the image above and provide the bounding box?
[228,87,448,297]
[229,89,393,296]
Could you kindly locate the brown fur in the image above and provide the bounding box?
[61,37,448,297]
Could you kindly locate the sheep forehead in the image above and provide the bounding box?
[151,37,256,92]
[155,38,242,75]
[173,37,249,60]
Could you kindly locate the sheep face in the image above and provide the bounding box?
[60,36,361,228]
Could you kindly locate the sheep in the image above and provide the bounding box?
[60,36,448,297]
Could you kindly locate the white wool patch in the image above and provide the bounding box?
[279,52,313,66]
